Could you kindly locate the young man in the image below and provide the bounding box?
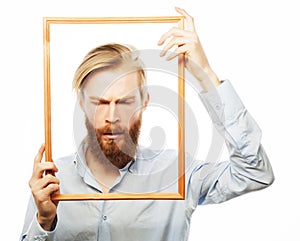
[20,7,274,241]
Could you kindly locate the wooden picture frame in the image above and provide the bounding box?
[43,16,185,201]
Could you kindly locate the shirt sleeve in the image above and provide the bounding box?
[20,196,57,241]
[188,80,274,206]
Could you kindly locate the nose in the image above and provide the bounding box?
[105,102,120,124]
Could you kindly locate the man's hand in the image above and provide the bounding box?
[29,145,60,231]
[158,7,221,92]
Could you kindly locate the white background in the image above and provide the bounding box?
[1,0,299,240]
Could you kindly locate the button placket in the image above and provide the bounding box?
[98,201,111,240]
[98,201,105,222]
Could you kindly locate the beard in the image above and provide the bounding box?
[85,116,141,169]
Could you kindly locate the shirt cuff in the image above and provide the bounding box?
[25,214,56,241]
[199,79,262,156]
[199,79,245,125]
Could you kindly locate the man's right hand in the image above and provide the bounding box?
[29,144,60,231]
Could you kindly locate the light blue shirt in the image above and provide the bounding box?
[20,80,274,241]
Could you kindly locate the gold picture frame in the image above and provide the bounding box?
[43,16,185,201]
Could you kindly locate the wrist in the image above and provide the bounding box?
[198,68,221,92]
[37,214,57,231]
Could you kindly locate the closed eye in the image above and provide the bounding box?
[90,97,110,106]
[117,99,134,105]
[116,96,136,105]
[89,96,136,105]
[92,100,110,105]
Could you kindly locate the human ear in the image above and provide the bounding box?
[78,91,85,111]
[143,93,150,110]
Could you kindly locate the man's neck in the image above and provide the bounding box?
[85,147,120,193]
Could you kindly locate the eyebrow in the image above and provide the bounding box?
[89,95,137,103]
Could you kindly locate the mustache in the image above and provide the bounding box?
[96,124,127,136]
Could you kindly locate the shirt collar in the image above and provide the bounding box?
[75,140,135,178]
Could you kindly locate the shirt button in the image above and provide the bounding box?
[215,104,221,110]
[102,215,107,221]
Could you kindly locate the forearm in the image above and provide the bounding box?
[193,80,274,204]
[194,66,221,92]
[200,80,265,157]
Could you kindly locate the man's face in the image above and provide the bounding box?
[80,67,148,168]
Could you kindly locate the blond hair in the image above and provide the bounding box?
[73,43,148,101]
